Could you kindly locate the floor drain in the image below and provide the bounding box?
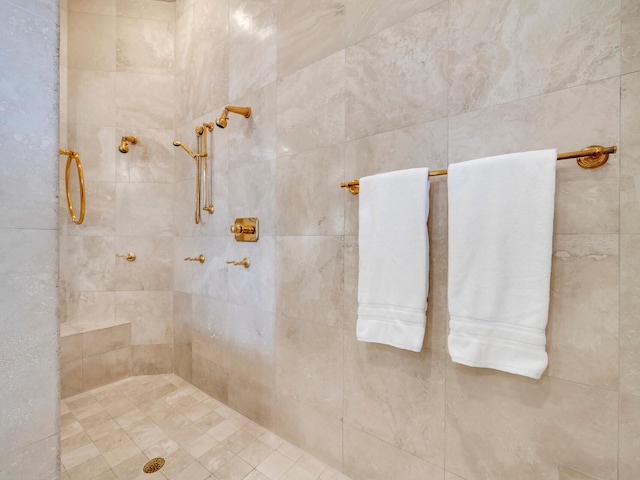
[143,457,165,474]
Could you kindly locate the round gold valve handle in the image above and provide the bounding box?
[116,253,136,262]
[230,224,256,234]
[225,257,251,268]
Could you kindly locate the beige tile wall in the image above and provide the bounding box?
[173,0,640,479]
[61,0,175,382]
[0,0,60,477]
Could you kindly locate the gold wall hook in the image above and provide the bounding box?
[225,257,251,268]
[184,254,205,263]
[116,253,136,262]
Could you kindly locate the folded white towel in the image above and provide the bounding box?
[447,149,556,379]
[357,168,430,352]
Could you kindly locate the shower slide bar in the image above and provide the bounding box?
[340,145,617,195]
[60,148,86,224]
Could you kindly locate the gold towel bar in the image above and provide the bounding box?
[340,145,617,195]
[60,148,86,224]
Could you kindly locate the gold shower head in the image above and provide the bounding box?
[118,136,137,153]
[215,105,251,129]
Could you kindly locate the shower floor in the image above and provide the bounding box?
[61,374,352,480]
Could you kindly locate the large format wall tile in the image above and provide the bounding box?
[114,236,172,291]
[70,0,116,15]
[116,72,174,130]
[0,229,58,455]
[67,125,117,183]
[116,182,174,236]
[227,83,277,169]
[344,336,445,466]
[345,0,443,45]
[621,72,640,232]
[227,235,276,312]
[448,0,620,115]
[621,0,640,74]
[68,12,116,71]
[546,234,619,389]
[116,128,174,183]
[277,143,345,236]
[228,160,276,236]
[277,236,344,327]
[445,366,618,480]
[116,17,174,75]
[620,393,640,479]
[191,295,228,367]
[346,3,448,140]
[0,434,59,480]
[0,3,59,230]
[116,0,175,22]
[274,394,343,470]
[620,234,640,395]
[116,291,173,345]
[68,69,117,126]
[277,0,345,78]
[60,181,116,237]
[61,236,116,291]
[276,314,344,419]
[226,304,275,387]
[343,424,444,480]
[229,4,276,100]
[277,51,345,156]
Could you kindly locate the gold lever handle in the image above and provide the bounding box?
[116,253,136,262]
[230,224,256,234]
[184,254,205,263]
[225,257,251,268]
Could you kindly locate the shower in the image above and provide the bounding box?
[118,135,137,153]
[215,105,252,128]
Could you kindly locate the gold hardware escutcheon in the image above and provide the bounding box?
[226,257,251,268]
[230,217,259,242]
[184,254,205,263]
[116,253,136,262]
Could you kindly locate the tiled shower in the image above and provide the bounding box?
[2,0,640,479]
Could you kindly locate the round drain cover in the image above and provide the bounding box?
[143,457,165,474]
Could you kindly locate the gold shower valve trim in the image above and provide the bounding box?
[230,217,259,242]
[116,253,136,262]
[226,257,251,268]
[184,254,205,263]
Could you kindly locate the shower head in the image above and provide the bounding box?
[215,110,228,129]
[215,105,251,129]
[118,136,137,154]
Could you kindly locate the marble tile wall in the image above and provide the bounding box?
[60,0,175,382]
[0,0,60,477]
[168,0,638,479]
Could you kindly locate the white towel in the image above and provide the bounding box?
[357,168,430,352]
[447,149,556,379]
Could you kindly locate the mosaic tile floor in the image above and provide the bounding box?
[61,374,352,480]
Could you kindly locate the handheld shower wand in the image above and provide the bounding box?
[173,140,198,158]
